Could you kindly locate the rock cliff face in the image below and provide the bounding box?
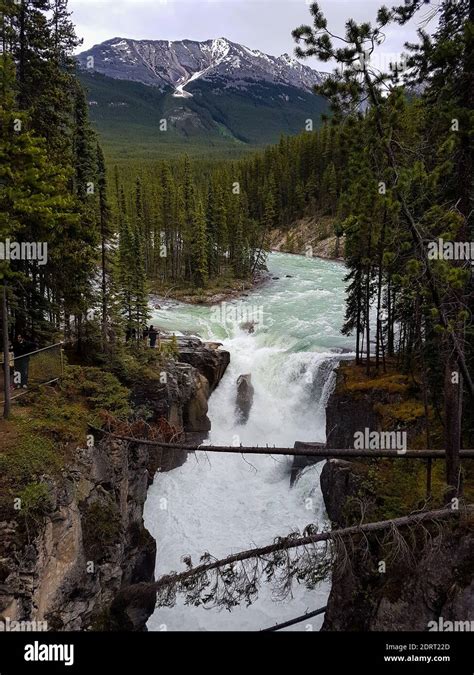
[132,361,213,438]
[320,363,474,631]
[269,216,345,262]
[0,343,230,631]
[321,456,474,631]
[325,365,425,451]
[176,342,230,393]
[0,435,155,631]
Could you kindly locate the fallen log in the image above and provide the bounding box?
[116,505,474,597]
[261,606,327,632]
[88,426,474,459]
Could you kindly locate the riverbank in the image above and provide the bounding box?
[150,268,271,307]
[269,216,345,263]
[148,224,345,310]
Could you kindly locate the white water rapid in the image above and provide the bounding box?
[144,252,354,631]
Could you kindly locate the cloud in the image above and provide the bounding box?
[70,0,432,69]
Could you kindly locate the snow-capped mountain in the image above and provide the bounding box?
[77,37,329,159]
[77,37,327,96]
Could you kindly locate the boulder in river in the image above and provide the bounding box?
[235,374,254,424]
[240,320,256,334]
[329,347,354,355]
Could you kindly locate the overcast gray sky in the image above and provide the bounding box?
[70,0,436,70]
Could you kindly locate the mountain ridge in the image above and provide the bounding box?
[77,36,328,96]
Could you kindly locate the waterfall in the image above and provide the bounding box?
[144,252,354,631]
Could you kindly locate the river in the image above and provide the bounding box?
[144,252,354,631]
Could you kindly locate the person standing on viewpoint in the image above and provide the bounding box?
[149,325,158,349]
[12,334,37,389]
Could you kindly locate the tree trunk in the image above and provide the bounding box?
[112,505,474,601]
[100,225,107,350]
[444,352,463,499]
[356,297,361,365]
[387,280,394,357]
[375,209,386,371]
[2,283,11,419]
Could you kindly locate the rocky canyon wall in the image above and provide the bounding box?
[320,362,473,631]
[0,343,229,631]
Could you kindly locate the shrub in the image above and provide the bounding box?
[0,431,60,485]
[18,482,54,518]
[62,366,131,419]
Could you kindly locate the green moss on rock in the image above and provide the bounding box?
[81,500,123,563]
[374,400,426,426]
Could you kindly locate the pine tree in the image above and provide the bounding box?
[215,184,228,272]
[231,209,246,278]
[116,186,149,343]
[206,182,219,278]
[131,219,149,338]
[191,197,208,288]
[321,162,337,215]
[0,50,76,340]
[97,143,112,348]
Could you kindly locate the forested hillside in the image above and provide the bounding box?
[78,70,329,161]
